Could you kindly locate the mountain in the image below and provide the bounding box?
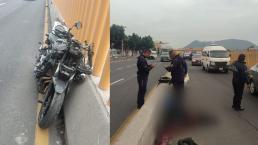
[184,39,257,50]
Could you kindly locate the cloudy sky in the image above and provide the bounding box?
[111,0,258,48]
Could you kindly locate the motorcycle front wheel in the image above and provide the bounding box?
[38,82,65,129]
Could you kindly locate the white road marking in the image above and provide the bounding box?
[15,132,28,145]
[126,64,135,68]
[125,75,137,81]
[116,67,124,71]
[111,58,134,63]
[111,78,125,86]
[0,3,6,6]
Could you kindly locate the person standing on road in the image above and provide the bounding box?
[232,54,248,111]
[166,50,187,115]
[166,50,188,90]
[136,49,154,109]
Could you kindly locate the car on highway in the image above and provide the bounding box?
[201,44,230,73]
[149,50,157,59]
[190,51,202,60]
[248,64,258,95]
[160,51,170,62]
[183,51,191,60]
[111,49,120,58]
[191,54,202,66]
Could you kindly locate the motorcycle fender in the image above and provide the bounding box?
[53,77,69,94]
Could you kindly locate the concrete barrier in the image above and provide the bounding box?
[63,77,110,145]
[48,0,64,27]
[48,1,110,145]
[112,83,170,145]
[230,50,258,68]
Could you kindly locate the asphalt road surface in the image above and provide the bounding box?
[0,0,48,144]
[111,58,258,144]
[175,62,258,144]
[111,57,169,136]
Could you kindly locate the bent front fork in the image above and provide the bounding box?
[39,76,52,93]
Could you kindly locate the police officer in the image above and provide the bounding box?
[137,49,154,109]
[166,50,187,90]
[166,50,187,115]
[232,54,248,111]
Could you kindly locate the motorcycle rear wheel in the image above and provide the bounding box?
[38,83,65,128]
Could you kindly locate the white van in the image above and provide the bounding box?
[201,44,230,73]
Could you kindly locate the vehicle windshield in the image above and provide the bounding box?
[184,52,191,55]
[192,54,201,58]
[192,52,202,55]
[162,49,169,53]
[162,52,169,55]
[210,50,229,58]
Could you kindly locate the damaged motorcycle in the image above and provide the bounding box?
[34,21,92,128]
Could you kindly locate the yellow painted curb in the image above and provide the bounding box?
[34,0,49,144]
[34,95,49,145]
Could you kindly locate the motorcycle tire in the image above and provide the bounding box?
[38,83,65,129]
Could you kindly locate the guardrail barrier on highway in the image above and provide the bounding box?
[48,1,110,144]
[52,0,110,90]
[230,50,258,67]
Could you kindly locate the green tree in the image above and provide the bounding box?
[128,33,141,50]
[110,24,155,55]
[140,35,154,50]
[110,24,126,49]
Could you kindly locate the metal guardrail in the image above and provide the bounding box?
[230,50,258,68]
[52,0,110,90]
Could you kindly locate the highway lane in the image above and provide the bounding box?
[0,0,45,144]
[111,57,170,136]
[111,58,258,144]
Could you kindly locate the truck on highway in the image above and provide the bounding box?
[149,50,157,59]
[160,48,171,62]
[160,48,170,54]
[201,44,230,73]
[160,51,170,62]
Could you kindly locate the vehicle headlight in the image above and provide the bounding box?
[210,61,215,65]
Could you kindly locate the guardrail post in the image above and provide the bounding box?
[99,55,110,90]
[92,0,109,65]
[92,5,110,77]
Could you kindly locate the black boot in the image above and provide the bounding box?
[234,107,245,111]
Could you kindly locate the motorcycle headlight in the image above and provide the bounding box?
[210,61,215,65]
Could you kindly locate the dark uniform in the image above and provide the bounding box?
[232,55,248,110]
[137,55,152,108]
[167,55,187,115]
[170,55,187,105]
[170,55,188,87]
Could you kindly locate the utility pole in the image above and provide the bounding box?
[121,25,126,57]
[121,39,124,56]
